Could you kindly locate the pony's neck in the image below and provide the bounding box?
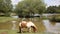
[21,21,27,23]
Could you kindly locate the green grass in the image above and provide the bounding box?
[0,30,55,34]
[0,17,17,23]
[0,30,18,34]
[42,16,48,20]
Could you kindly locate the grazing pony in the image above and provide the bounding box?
[18,20,37,33]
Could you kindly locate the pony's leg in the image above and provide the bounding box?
[18,26,21,33]
[21,28,23,33]
[28,27,31,32]
[18,26,24,33]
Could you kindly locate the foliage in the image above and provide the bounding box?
[15,0,46,16]
[49,15,60,22]
[45,5,60,13]
[0,0,13,16]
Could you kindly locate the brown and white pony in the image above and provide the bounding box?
[18,21,37,33]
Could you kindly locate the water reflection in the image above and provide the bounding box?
[50,22,56,26]
[43,20,60,33]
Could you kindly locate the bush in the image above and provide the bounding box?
[49,15,60,22]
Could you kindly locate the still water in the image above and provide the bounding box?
[43,20,60,33]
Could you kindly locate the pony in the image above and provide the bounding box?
[18,20,37,33]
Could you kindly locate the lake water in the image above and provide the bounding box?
[43,20,60,34]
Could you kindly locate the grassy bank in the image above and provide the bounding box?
[0,30,55,34]
[0,30,18,34]
[0,17,17,23]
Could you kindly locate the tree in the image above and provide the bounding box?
[45,5,60,13]
[45,6,57,13]
[56,5,60,13]
[0,0,13,16]
[15,0,46,17]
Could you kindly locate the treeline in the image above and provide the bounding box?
[0,0,60,17]
[45,5,60,13]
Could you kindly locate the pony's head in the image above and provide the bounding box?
[31,26,37,32]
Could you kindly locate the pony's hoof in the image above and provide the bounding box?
[17,32,21,33]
